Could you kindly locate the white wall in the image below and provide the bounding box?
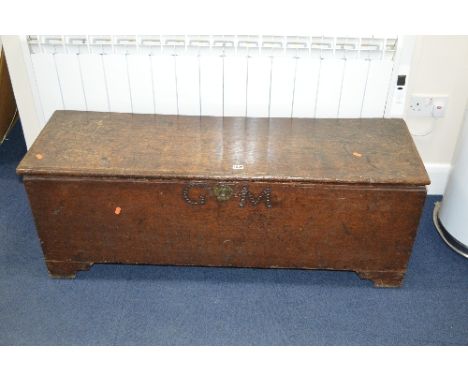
[3,35,468,195]
[2,36,44,147]
[405,36,468,194]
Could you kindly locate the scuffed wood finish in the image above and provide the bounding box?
[17,111,430,287]
[24,177,426,287]
[18,111,430,186]
[357,271,405,288]
[45,260,93,279]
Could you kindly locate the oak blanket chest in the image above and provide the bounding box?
[17,111,430,287]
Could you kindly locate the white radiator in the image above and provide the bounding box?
[26,35,402,122]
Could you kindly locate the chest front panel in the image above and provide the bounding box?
[25,177,425,272]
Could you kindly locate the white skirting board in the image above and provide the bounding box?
[425,163,451,195]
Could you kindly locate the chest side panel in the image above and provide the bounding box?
[24,177,426,273]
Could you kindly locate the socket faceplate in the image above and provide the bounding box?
[408,95,448,117]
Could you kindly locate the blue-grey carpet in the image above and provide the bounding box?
[1,121,467,345]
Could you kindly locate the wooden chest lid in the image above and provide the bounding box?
[17,111,430,186]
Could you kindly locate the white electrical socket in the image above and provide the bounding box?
[408,95,448,117]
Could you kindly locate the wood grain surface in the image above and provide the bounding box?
[17,111,430,186]
[18,111,429,286]
[23,176,426,286]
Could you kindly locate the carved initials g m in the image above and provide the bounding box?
[239,186,272,208]
[182,183,272,208]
